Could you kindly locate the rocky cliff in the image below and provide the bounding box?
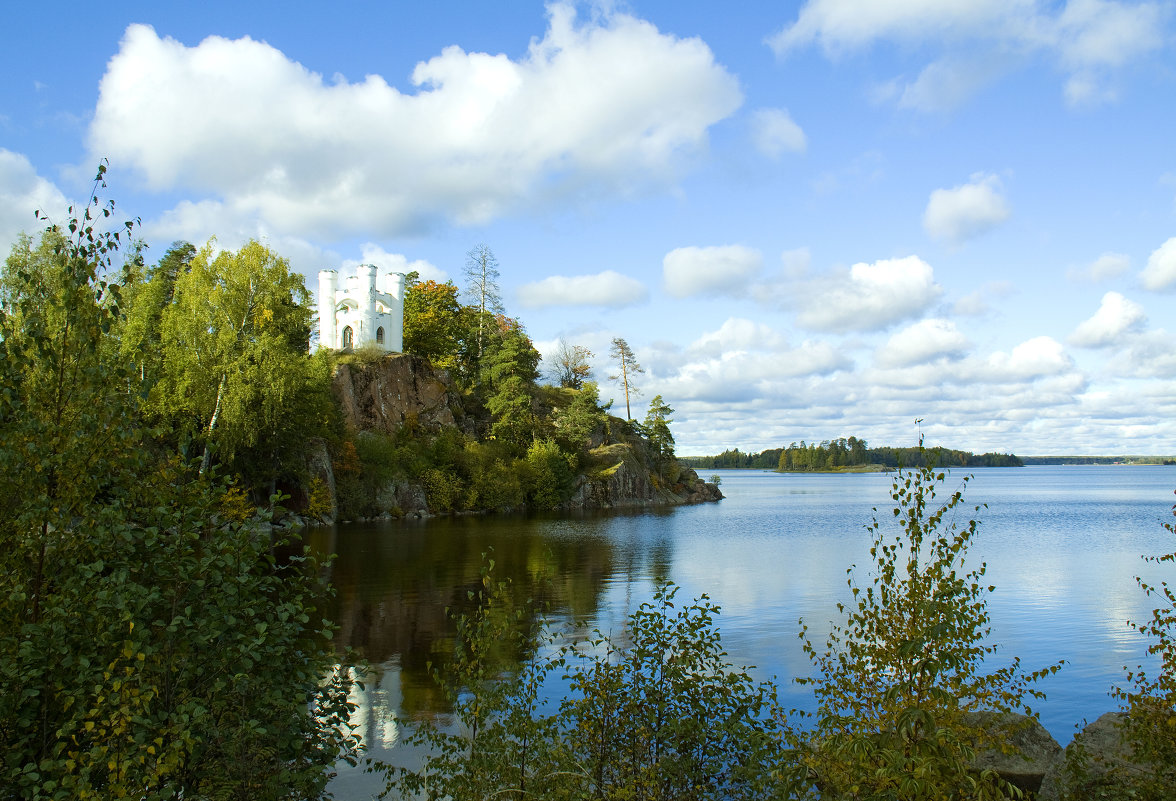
[314,354,722,520]
[567,441,723,510]
[331,353,468,435]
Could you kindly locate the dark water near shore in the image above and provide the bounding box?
[309,465,1176,797]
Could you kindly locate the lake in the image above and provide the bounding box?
[308,464,1176,797]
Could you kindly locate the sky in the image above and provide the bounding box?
[2,0,1175,456]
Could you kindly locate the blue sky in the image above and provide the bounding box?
[3,0,1175,455]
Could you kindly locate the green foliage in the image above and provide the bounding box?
[787,449,1059,800]
[148,239,321,479]
[525,438,576,509]
[481,318,540,455]
[379,567,788,801]
[1112,490,1176,798]
[0,175,358,799]
[402,278,467,369]
[644,394,675,476]
[683,439,1023,471]
[551,380,608,461]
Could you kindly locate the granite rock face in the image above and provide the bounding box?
[1038,712,1146,801]
[331,353,465,436]
[566,442,723,510]
[966,711,1061,794]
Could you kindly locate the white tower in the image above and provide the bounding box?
[317,265,405,353]
[356,264,377,347]
[317,270,338,350]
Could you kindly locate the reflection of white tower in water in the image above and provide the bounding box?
[347,661,402,751]
[316,265,406,352]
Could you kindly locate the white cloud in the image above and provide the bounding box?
[663,245,763,298]
[1141,236,1176,291]
[923,173,1010,244]
[769,0,1168,107]
[1068,291,1146,347]
[875,318,970,367]
[952,280,1013,317]
[688,318,788,357]
[1069,251,1130,282]
[89,7,742,241]
[344,245,447,284]
[0,149,69,255]
[897,57,1005,112]
[517,270,648,309]
[978,336,1074,382]
[750,108,806,157]
[795,255,942,332]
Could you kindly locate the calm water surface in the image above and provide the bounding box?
[309,465,1176,797]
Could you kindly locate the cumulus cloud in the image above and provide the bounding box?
[0,149,69,254]
[978,336,1074,382]
[875,318,970,367]
[688,317,788,357]
[344,245,447,283]
[1069,291,1146,347]
[768,0,1168,107]
[923,173,1010,244]
[794,255,942,332]
[517,270,648,309]
[750,107,806,157]
[663,245,763,298]
[1141,236,1176,291]
[89,6,742,241]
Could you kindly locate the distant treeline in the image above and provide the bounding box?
[682,437,1023,471]
[1022,456,1176,465]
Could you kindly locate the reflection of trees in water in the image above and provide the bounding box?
[306,510,670,717]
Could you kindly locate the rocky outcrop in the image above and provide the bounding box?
[966,712,1061,794]
[1038,712,1148,801]
[332,353,467,436]
[565,441,723,510]
[319,356,722,519]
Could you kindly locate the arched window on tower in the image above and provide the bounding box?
[376,326,385,345]
[342,326,354,349]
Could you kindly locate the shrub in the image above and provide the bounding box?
[1111,489,1176,798]
[379,571,788,800]
[786,449,1061,799]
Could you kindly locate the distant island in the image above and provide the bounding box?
[680,437,1023,473]
[1022,456,1176,466]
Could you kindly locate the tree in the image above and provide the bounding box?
[119,240,195,387]
[644,394,675,475]
[464,243,503,361]
[552,380,609,459]
[787,447,1060,799]
[150,239,315,477]
[403,277,465,369]
[1111,491,1176,798]
[548,338,594,389]
[608,336,644,420]
[481,316,541,455]
[0,173,358,799]
[383,573,787,801]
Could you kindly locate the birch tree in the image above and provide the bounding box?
[464,243,503,361]
[152,240,314,476]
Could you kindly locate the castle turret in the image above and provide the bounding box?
[383,272,406,352]
[356,264,377,346]
[317,270,338,349]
